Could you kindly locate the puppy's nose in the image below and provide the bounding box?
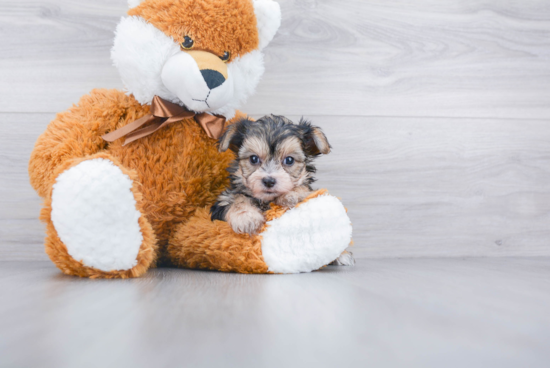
[262,177,277,189]
[201,69,226,90]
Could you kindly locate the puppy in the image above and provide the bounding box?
[211,114,330,235]
[211,115,355,266]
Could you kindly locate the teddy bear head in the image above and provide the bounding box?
[112,0,281,119]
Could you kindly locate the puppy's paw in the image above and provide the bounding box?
[329,251,356,267]
[228,209,265,235]
[275,190,310,209]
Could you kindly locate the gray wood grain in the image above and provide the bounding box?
[1,0,550,260]
[3,112,550,261]
[0,0,549,118]
[0,113,52,261]
[1,259,549,368]
[310,115,550,258]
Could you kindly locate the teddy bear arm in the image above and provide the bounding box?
[166,190,353,274]
[166,208,270,274]
[29,89,134,198]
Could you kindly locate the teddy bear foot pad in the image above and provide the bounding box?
[261,193,352,273]
[51,158,144,272]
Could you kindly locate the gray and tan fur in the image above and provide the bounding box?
[211,114,355,266]
[211,115,330,234]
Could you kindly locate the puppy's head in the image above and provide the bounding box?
[219,115,331,201]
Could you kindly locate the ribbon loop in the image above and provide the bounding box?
[101,96,226,146]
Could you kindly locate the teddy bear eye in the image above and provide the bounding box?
[283,157,295,166]
[220,51,231,63]
[181,36,194,50]
[250,155,260,165]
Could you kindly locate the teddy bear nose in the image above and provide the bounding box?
[262,177,277,189]
[201,69,226,90]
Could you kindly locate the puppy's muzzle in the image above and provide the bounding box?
[187,50,228,90]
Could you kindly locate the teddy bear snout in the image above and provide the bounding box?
[201,69,226,90]
[161,51,234,112]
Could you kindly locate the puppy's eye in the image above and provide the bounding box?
[181,36,194,49]
[250,155,260,165]
[220,51,231,63]
[283,157,295,166]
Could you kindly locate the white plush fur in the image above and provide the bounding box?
[111,13,271,120]
[112,17,180,107]
[161,52,235,113]
[261,195,353,274]
[213,51,264,118]
[253,0,282,50]
[51,159,143,272]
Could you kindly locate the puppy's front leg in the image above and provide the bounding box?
[226,195,265,235]
[275,185,312,209]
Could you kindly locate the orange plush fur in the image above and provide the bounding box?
[29,0,346,279]
[129,0,259,61]
[30,89,245,272]
[168,189,330,274]
[28,0,273,278]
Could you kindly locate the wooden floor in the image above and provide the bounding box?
[1,259,549,368]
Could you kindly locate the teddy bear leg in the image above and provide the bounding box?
[42,153,157,279]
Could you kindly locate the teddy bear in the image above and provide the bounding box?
[28,0,353,279]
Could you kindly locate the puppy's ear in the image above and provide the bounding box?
[218,118,251,153]
[299,118,331,156]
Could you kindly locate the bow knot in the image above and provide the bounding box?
[102,96,226,146]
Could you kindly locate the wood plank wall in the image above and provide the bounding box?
[1,0,549,261]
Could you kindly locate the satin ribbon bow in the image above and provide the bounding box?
[102,96,226,146]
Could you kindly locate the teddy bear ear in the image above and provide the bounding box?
[253,0,282,50]
[128,0,145,8]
